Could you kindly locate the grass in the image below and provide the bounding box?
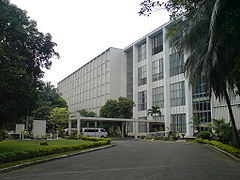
[0,139,91,153]
[0,145,108,169]
[0,139,111,169]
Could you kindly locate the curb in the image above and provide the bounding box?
[208,144,240,162]
[0,144,115,173]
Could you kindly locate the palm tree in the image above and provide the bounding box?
[171,0,240,147]
[140,0,240,147]
[148,106,161,120]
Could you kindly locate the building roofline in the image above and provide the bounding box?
[124,20,172,51]
[58,47,122,85]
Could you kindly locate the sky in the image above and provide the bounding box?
[11,0,170,86]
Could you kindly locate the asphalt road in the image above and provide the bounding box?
[1,140,240,180]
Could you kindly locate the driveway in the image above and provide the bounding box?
[1,140,240,180]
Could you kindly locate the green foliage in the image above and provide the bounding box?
[99,97,134,137]
[189,116,202,131]
[77,109,97,127]
[168,131,179,140]
[100,97,134,119]
[0,0,59,127]
[0,138,111,163]
[197,131,212,140]
[79,135,112,144]
[32,82,67,120]
[195,138,240,159]
[78,109,96,117]
[140,0,240,148]
[48,108,70,132]
[148,106,161,120]
[212,119,233,144]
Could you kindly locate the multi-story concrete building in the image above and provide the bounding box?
[58,47,126,114]
[58,20,240,137]
[124,21,193,136]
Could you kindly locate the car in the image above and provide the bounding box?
[81,128,108,138]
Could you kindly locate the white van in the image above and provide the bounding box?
[81,128,108,138]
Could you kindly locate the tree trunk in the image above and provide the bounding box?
[224,89,240,147]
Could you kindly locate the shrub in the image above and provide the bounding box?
[197,131,212,140]
[212,119,233,144]
[79,136,112,144]
[0,138,111,164]
[195,138,240,158]
[40,142,48,146]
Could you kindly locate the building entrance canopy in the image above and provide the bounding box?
[68,114,164,139]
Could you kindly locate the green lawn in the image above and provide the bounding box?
[0,139,91,153]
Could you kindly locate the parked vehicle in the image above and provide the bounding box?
[81,128,108,138]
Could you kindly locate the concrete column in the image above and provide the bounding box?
[146,37,153,112]
[147,122,150,133]
[132,45,138,119]
[77,118,81,136]
[121,122,124,139]
[163,27,171,133]
[134,121,138,139]
[68,119,72,135]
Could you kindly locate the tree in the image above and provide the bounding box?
[78,109,97,128]
[78,109,97,117]
[32,82,67,120]
[212,119,233,144]
[100,97,134,119]
[48,107,69,133]
[99,97,134,136]
[0,0,59,128]
[148,106,161,120]
[139,0,240,147]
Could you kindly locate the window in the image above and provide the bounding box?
[152,32,163,55]
[138,65,147,86]
[138,122,147,133]
[193,100,211,123]
[138,91,147,111]
[170,81,185,107]
[169,31,182,48]
[170,114,186,133]
[152,58,164,81]
[138,43,146,61]
[155,115,164,121]
[153,86,164,108]
[192,77,209,98]
[170,51,184,76]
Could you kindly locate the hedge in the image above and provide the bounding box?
[79,136,111,144]
[195,138,240,158]
[0,138,111,164]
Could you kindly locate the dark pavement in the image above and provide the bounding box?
[1,140,240,180]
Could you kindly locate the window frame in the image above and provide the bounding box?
[152,32,163,55]
[170,81,185,107]
[138,91,147,111]
[152,58,164,81]
[169,51,184,77]
[138,65,147,86]
[152,86,164,108]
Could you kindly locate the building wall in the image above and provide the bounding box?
[125,22,193,136]
[58,20,240,136]
[58,47,125,115]
[211,95,240,129]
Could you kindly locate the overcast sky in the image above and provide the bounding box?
[11,0,170,86]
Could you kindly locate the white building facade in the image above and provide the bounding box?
[125,21,194,136]
[58,47,126,114]
[58,21,240,137]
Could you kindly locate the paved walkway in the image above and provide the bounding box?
[1,140,240,180]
